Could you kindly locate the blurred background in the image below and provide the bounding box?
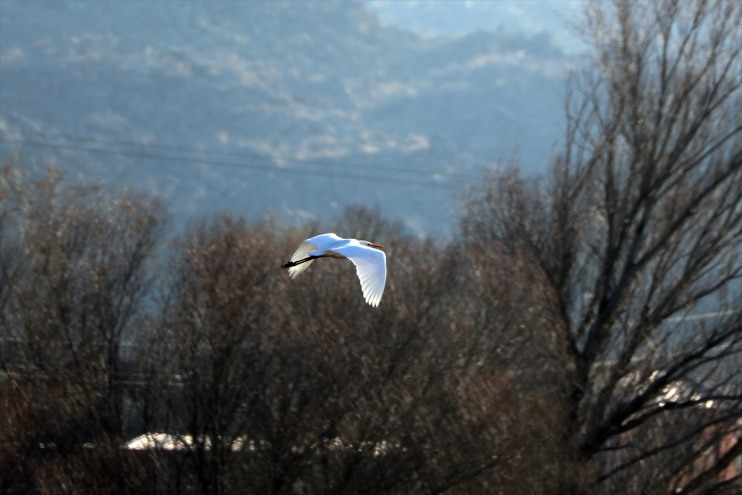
[2,2,739,494]
[0,0,585,236]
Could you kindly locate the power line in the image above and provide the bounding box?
[1,311,737,348]
[0,133,479,188]
[0,136,449,189]
[17,128,483,182]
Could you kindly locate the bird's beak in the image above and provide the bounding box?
[370,243,384,250]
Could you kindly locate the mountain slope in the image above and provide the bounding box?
[0,0,572,234]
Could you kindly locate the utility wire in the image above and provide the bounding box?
[16,128,483,182]
[0,132,486,188]
[0,135,467,189]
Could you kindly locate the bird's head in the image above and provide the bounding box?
[360,240,385,251]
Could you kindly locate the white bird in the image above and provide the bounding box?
[281,233,387,307]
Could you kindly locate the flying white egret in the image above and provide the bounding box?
[281,233,387,307]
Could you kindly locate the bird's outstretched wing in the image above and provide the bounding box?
[330,243,387,307]
[286,241,317,279]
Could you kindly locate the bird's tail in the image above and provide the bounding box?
[280,256,315,269]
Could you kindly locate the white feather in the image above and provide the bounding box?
[282,233,387,307]
[329,242,387,307]
[286,240,317,279]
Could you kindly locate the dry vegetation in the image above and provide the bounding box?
[1,1,740,493]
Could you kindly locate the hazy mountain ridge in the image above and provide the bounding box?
[0,0,573,234]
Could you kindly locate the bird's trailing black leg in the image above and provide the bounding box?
[281,255,318,269]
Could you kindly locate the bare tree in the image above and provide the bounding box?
[3,168,549,493]
[463,0,741,492]
[0,167,166,492]
[144,207,549,494]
